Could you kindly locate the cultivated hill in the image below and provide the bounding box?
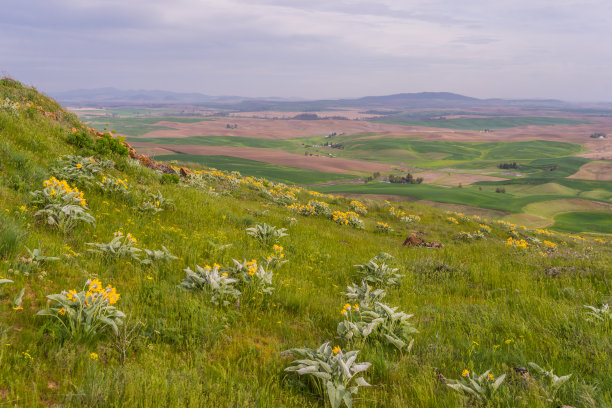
[1,78,611,407]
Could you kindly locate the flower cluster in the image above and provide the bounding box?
[400,214,421,224]
[331,211,364,228]
[41,177,87,206]
[376,222,392,232]
[505,237,529,249]
[37,278,125,339]
[478,224,492,233]
[447,217,458,225]
[349,200,367,215]
[340,303,359,315]
[98,176,130,194]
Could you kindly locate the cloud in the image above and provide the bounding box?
[1,0,611,100]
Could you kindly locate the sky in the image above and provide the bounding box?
[2,0,612,101]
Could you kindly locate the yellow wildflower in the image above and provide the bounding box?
[90,352,98,360]
[58,308,66,316]
[488,373,495,381]
[332,346,341,355]
[462,369,469,377]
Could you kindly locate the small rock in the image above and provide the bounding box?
[180,167,192,177]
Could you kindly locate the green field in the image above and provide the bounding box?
[133,132,585,169]
[87,117,213,136]
[155,154,359,185]
[552,212,612,234]
[370,116,590,130]
[132,135,297,150]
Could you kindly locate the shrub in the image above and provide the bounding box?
[337,302,417,351]
[94,133,129,157]
[354,253,403,287]
[246,223,288,246]
[160,173,179,184]
[30,177,95,233]
[66,130,94,149]
[445,369,506,402]
[36,278,125,340]
[179,264,241,306]
[283,342,371,408]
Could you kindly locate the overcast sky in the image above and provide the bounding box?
[2,0,612,101]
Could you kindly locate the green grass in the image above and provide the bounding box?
[154,154,358,185]
[131,135,297,151]
[299,137,583,167]
[0,79,611,408]
[370,116,590,130]
[86,117,213,137]
[314,182,582,213]
[552,212,612,234]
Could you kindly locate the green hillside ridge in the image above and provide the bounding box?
[1,78,611,407]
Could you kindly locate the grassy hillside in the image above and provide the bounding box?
[1,79,611,408]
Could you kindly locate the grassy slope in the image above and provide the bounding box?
[551,212,612,234]
[1,80,611,407]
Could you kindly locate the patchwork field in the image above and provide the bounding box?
[80,105,612,233]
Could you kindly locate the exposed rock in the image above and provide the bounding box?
[403,233,424,246]
[403,233,444,248]
[180,167,192,177]
[156,163,177,174]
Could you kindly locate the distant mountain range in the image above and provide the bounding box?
[52,88,573,111]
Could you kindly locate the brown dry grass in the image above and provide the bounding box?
[568,161,612,181]
[413,171,507,186]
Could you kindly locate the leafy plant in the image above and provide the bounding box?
[445,369,506,402]
[141,246,178,264]
[179,264,241,306]
[331,211,364,229]
[231,258,275,298]
[400,214,421,224]
[354,253,403,287]
[94,133,129,157]
[30,177,95,233]
[283,342,371,408]
[246,223,288,246]
[345,281,386,308]
[24,246,60,264]
[349,200,367,215]
[527,362,572,403]
[36,278,125,340]
[134,190,175,213]
[87,231,142,262]
[584,303,611,323]
[265,244,287,270]
[97,176,130,195]
[375,222,392,233]
[337,302,417,351]
[0,278,13,295]
[51,155,110,186]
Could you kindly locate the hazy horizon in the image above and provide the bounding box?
[2,0,612,102]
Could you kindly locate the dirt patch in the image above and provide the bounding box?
[568,161,612,181]
[413,171,507,185]
[131,143,392,174]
